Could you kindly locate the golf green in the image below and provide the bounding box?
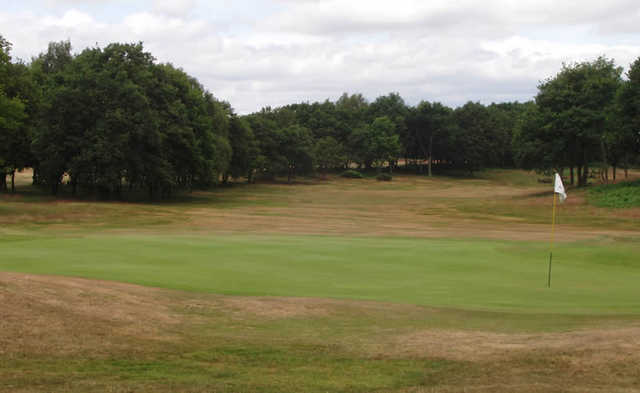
[2,234,638,314]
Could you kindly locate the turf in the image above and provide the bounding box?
[1,234,639,315]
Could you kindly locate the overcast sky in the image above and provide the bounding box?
[2,0,639,113]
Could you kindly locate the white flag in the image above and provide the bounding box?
[554,173,567,202]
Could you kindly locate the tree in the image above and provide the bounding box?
[226,114,258,182]
[335,93,368,152]
[368,93,409,167]
[313,136,345,177]
[450,102,497,174]
[0,35,29,193]
[617,57,640,176]
[31,40,234,199]
[365,116,402,173]
[30,40,76,194]
[244,108,287,179]
[536,57,623,186]
[406,101,451,176]
[278,124,314,183]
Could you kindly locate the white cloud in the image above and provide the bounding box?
[2,1,640,113]
[153,0,197,17]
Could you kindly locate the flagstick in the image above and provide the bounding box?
[548,192,557,288]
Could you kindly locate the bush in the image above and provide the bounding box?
[588,180,640,208]
[340,170,364,179]
[376,173,392,181]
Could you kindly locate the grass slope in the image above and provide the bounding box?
[1,234,639,315]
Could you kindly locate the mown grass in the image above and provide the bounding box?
[1,234,639,316]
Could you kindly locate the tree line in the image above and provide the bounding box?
[1,36,639,198]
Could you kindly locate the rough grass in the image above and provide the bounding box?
[2,169,639,239]
[2,273,640,393]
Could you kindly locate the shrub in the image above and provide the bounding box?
[588,180,640,208]
[340,170,364,179]
[376,173,392,181]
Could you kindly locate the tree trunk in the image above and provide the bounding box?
[1,173,7,192]
[570,167,574,185]
[428,134,433,177]
[11,170,16,193]
[582,165,589,186]
[577,165,582,186]
[624,154,629,178]
[613,166,617,181]
[600,139,609,184]
[247,169,254,184]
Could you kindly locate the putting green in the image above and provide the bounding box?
[2,234,639,315]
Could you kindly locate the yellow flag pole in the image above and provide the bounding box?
[548,191,557,288]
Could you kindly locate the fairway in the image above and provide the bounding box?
[1,234,640,315]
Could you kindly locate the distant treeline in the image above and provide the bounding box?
[1,36,639,198]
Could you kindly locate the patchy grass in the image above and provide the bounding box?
[589,179,640,208]
[3,169,639,239]
[2,273,640,393]
[2,169,640,392]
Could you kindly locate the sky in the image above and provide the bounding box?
[1,0,639,114]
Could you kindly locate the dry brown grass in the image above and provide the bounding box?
[3,170,640,242]
[176,174,640,241]
[2,272,640,392]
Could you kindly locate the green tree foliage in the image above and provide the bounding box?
[0,35,30,192]
[449,102,499,174]
[363,116,402,173]
[226,114,259,182]
[244,107,288,178]
[367,93,409,164]
[279,124,314,183]
[535,57,623,186]
[30,41,235,198]
[9,35,636,197]
[313,136,346,175]
[406,101,451,176]
[617,57,640,173]
[335,93,368,144]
